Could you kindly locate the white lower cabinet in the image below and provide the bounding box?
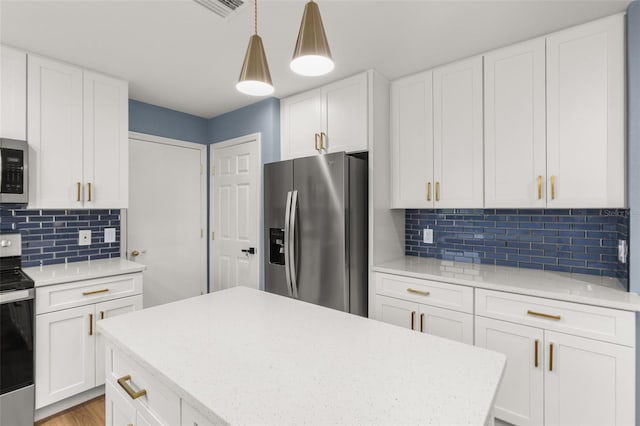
[105,381,135,426]
[182,400,215,426]
[475,289,635,426]
[35,273,143,409]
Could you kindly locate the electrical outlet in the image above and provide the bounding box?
[104,228,116,243]
[79,230,92,246]
[423,228,434,244]
[618,240,628,264]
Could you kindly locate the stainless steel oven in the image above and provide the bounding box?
[0,233,35,426]
[0,138,29,205]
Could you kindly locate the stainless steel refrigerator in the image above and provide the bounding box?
[264,151,368,316]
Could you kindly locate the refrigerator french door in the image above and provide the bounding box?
[264,152,367,316]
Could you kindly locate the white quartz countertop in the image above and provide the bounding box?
[98,287,506,426]
[374,256,640,311]
[24,258,146,287]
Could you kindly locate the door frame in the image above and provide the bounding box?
[125,131,208,295]
[209,133,262,292]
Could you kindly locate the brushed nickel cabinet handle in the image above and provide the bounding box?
[407,288,430,296]
[534,339,539,368]
[551,175,556,200]
[82,288,109,296]
[87,182,92,202]
[77,182,81,202]
[549,343,554,372]
[117,375,147,400]
[527,310,561,321]
[420,313,424,332]
[89,313,93,336]
[427,182,431,202]
[410,311,416,330]
[537,175,542,200]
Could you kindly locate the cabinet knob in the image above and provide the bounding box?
[130,250,140,257]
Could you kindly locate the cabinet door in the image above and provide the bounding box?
[83,71,129,208]
[419,305,473,344]
[27,55,83,208]
[475,316,544,426]
[0,46,27,140]
[95,295,143,386]
[280,89,322,160]
[546,15,625,208]
[322,72,368,154]
[544,331,634,426]
[390,70,434,208]
[105,381,136,426]
[433,56,484,208]
[35,304,95,408]
[484,38,546,208]
[374,295,420,331]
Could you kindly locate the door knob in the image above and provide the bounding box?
[130,250,140,257]
[241,247,256,255]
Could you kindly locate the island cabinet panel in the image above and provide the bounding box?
[544,331,635,426]
[390,70,434,208]
[105,381,135,426]
[546,14,625,208]
[475,316,544,426]
[35,273,143,410]
[0,45,27,140]
[484,38,546,208]
[280,71,376,160]
[182,400,216,426]
[475,289,635,426]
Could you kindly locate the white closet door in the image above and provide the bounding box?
[546,14,625,208]
[484,38,546,208]
[390,70,434,208]
[433,56,484,208]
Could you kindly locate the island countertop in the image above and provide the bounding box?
[98,287,505,425]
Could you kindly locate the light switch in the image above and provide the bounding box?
[104,228,116,243]
[79,230,91,246]
[423,228,434,244]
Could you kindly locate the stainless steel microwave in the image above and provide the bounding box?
[0,138,28,205]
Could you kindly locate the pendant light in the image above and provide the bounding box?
[290,1,334,77]
[236,0,274,96]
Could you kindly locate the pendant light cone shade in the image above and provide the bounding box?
[237,34,274,96]
[291,1,334,77]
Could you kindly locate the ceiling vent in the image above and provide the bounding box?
[193,0,245,19]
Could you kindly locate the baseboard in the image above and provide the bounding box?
[34,385,105,422]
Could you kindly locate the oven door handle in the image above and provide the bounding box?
[0,288,35,304]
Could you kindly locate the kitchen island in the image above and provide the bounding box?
[98,287,505,425]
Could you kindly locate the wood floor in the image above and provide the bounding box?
[36,396,105,426]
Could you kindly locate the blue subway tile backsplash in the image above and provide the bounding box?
[0,208,121,267]
[405,209,629,284]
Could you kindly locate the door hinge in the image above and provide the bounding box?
[211,231,215,240]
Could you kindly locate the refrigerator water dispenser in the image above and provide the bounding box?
[269,228,285,265]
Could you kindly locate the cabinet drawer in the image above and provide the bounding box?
[36,272,143,314]
[475,289,635,346]
[375,272,473,313]
[107,345,180,426]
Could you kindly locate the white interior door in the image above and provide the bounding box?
[128,133,206,308]
[210,135,260,292]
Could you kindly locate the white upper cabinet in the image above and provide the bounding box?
[546,14,625,208]
[433,56,484,208]
[28,54,129,208]
[484,38,546,208]
[390,70,434,208]
[83,71,129,208]
[1,46,27,140]
[281,71,371,160]
[28,55,84,208]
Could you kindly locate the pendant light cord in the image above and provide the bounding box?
[254,0,258,35]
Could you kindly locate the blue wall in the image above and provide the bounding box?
[207,97,281,291]
[129,99,209,144]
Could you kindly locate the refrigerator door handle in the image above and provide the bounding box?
[284,191,294,297]
[289,190,299,298]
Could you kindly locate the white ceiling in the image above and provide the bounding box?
[0,0,631,118]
